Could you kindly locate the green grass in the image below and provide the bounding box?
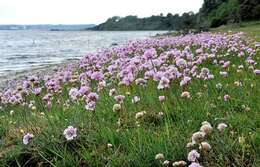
[0,23,260,167]
[211,21,260,41]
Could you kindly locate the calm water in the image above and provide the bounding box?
[0,30,165,76]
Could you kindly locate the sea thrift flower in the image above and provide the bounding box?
[181,91,191,98]
[87,92,99,102]
[186,142,194,148]
[113,104,121,112]
[109,89,116,96]
[216,83,223,90]
[176,58,187,68]
[172,161,187,167]
[135,111,146,119]
[114,95,125,104]
[224,94,230,101]
[157,77,170,90]
[189,162,202,167]
[91,71,104,81]
[63,126,77,141]
[79,86,90,95]
[200,121,213,135]
[85,101,96,111]
[107,143,113,148]
[163,160,170,166]
[254,69,260,75]
[187,150,200,162]
[192,131,205,144]
[220,71,228,77]
[223,61,230,68]
[10,110,14,115]
[180,76,191,86]
[23,133,34,145]
[135,78,147,85]
[199,142,211,151]
[132,96,140,103]
[234,81,242,87]
[32,87,42,96]
[155,153,164,160]
[217,123,228,132]
[69,88,80,100]
[143,48,156,60]
[159,96,166,102]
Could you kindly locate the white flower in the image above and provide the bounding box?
[217,123,227,132]
[155,153,164,160]
[172,160,187,166]
[135,111,146,119]
[199,142,211,151]
[132,96,140,103]
[107,143,113,148]
[163,160,170,166]
[63,126,77,141]
[113,104,121,112]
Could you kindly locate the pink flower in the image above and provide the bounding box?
[254,69,260,75]
[176,58,187,68]
[143,48,156,60]
[181,91,191,98]
[114,95,125,104]
[85,101,96,111]
[79,86,90,95]
[224,94,230,101]
[91,71,104,81]
[159,96,165,102]
[63,126,77,141]
[23,133,34,145]
[223,61,230,68]
[87,92,99,102]
[189,162,202,167]
[32,87,42,96]
[180,76,191,86]
[187,150,200,162]
[157,77,170,90]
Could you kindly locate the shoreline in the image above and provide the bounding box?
[0,60,79,90]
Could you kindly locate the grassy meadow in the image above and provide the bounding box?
[0,24,260,167]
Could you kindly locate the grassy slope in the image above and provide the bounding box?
[0,23,259,167]
[211,21,260,41]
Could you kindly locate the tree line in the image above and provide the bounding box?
[92,0,260,31]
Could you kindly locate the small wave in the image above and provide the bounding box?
[6,55,30,60]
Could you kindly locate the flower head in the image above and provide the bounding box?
[187,150,200,162]
[155,153,164,160]
[23,133,34,145]
[217,123,227,132]
[63,126,77,141]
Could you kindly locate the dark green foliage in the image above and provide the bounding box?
[92,0,260,30]
[199,0,260,28]
[91,13,197,31]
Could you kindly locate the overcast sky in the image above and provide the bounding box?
[0,0,204,24]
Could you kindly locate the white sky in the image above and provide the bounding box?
[0,0,204,24]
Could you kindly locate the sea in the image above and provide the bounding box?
[0,30,165,76]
